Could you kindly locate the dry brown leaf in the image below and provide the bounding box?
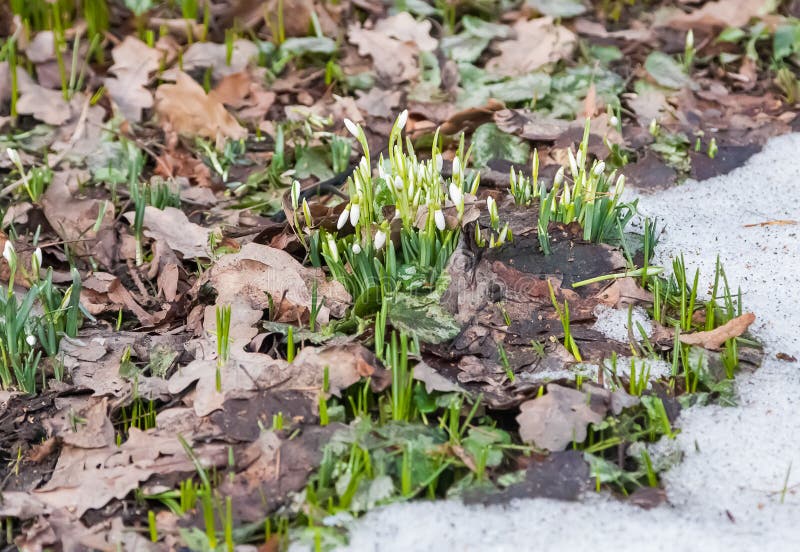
[356,87,403,118]
[80,272,154,326]
[103,36,162,122]
[24,31,55,63]
[347,23,419,84]
[516,384,605,451]
[41,170,116,268]
[596,277,654,309]
[181,39,259,79]
[679,312,756,350]
[209,71,276,122]
[202,242,350,331]
[374,12,437,52]
[663,0,770,29]
[45,397,115,449]
[123,206,212,260]
[154,70,247,147]
[168,342,384,416]
[486,17,576,77]
[34,429,229,517]
[13,67,71,125]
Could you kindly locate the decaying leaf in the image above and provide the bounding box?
[516,384,605,451]
[181,39,259,79]
[154,70,247,146]
[202,243,350,335]
[347,23,419,84]
[679,312,756,350]
[103,36,162,122]
[374,12,437,52]
[41,170,116,268]
[124,206,212,260]
[663,0,770,30]
[486,17,576,77]
[34,429,229,517]
[13,67,72,125]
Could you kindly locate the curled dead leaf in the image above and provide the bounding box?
[679,312,756,350]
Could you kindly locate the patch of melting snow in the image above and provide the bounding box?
[592,304,653,342]
[306,133,800,552]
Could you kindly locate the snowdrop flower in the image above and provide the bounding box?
[337,207,350,230]
[575,149,583,167]
[614,174,626,197]
[374,229,387,251]
[498,223,509,244]
[302,198,313,227]
[685,29,694,49]
[434,209,446,231]
[352,243,362,254]
[393,176,404,191]
[486,196,497,219]
[3,240,15,263]
[33,247,42,269]
[448,182,463,207]
[592,161,606,177]
[326,234,339,263]
[435,154,443,173]
[26,335,36,347]
[344,118,360,139]
[378,164,386,181]
[349,202,361,227]
[610,115,619,127]
[396,109,408,131]
[554,166,565,187]
[290,180,301,210]
[452,156,461,178]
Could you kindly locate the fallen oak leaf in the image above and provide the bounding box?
[516,383,605,451]
[123,206,212,260]
[154,70,247,147]
[679,312,756,350]
[486,17,576,77]
[103,36,162,122]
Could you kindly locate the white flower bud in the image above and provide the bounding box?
[33,247,42,269]
[374,229,387,251]
[614,174,626,197]
[344,118,360,139]
[26,334,36,347]
[610,115,619,127]
[349,203,361,227]
[452,156,461,177]
[394,176,404,191]
[434,209,446,231]
[449,182,463,207]
[352,243,362,254]
[326,234,339,263]
[486,196,496,217]
[302,198,313,227]
[3,240,15,263]
[593,162,606,176]
[337,207,350,230]
[396,110,408,131]
[554,167,565,186]
[686,29,694,49]
[290,180,301,210]
[435,154,443,173]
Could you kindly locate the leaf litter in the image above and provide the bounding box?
[0,0,792,549]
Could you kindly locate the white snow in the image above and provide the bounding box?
[592,304,654,343]
[306,133,800,552]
